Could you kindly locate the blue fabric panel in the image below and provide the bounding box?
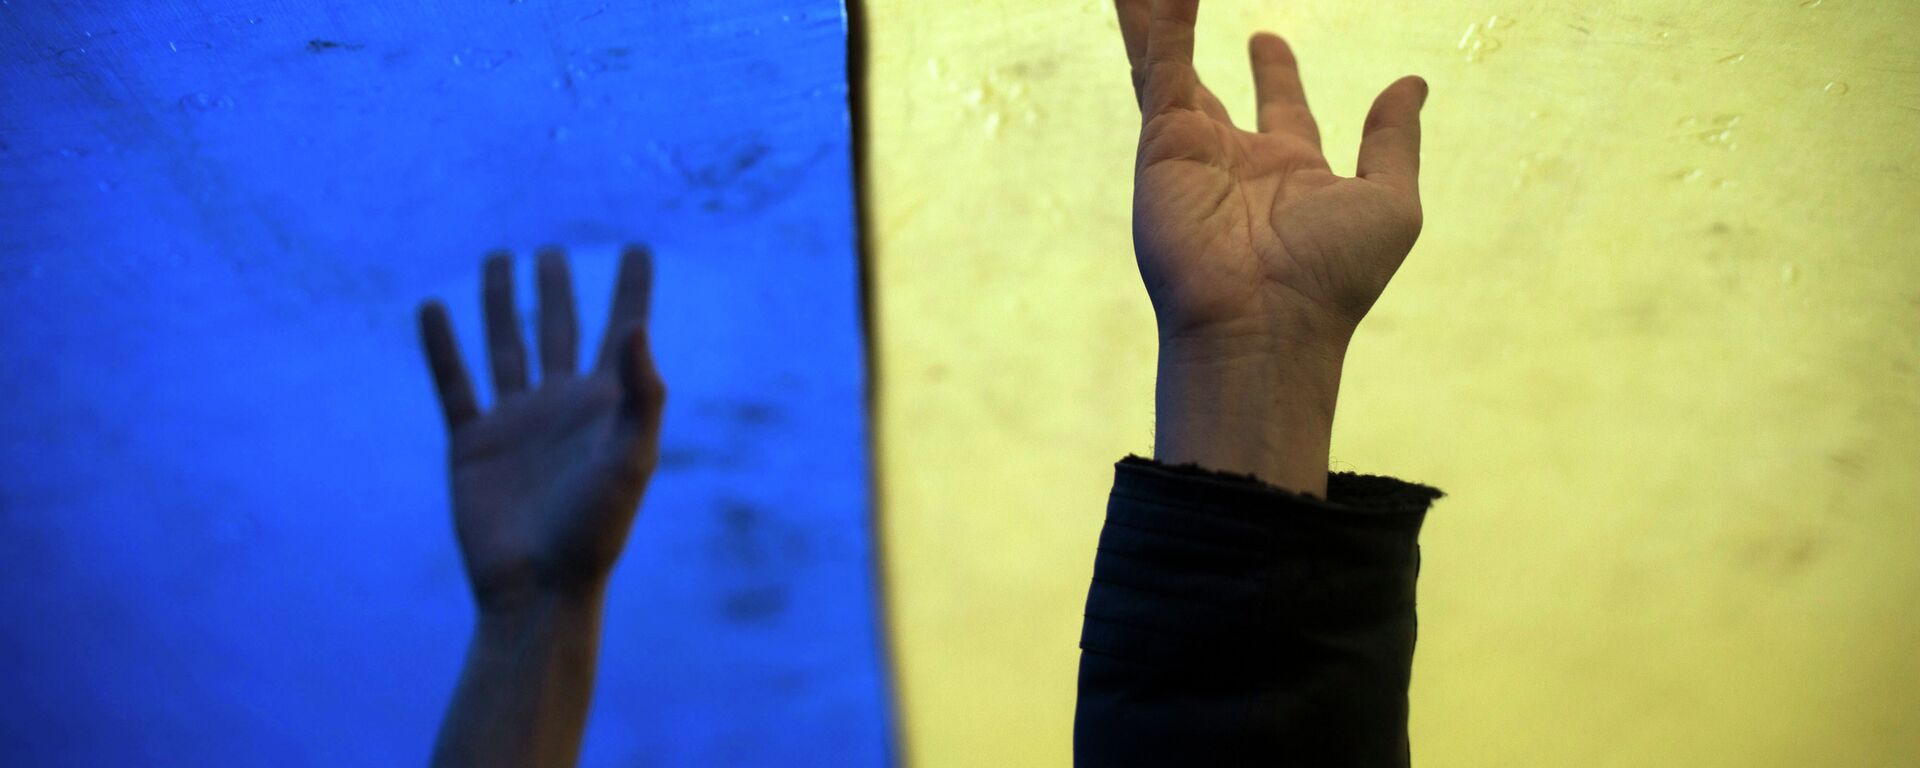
[0,1,888,765]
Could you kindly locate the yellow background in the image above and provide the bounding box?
[864,0,1920,765]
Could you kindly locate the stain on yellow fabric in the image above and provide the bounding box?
[863,1,1920,765]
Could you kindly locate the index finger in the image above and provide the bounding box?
[1141,0,1201,117]
[417,300,480,431]
[595,243,656,373]
[1114,0,1150,70]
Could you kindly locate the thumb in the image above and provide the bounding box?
[1355,75,1426,195]
[615,325,666,440]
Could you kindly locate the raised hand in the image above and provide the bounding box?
[418,245,667,609]
[1115,0,1428,349]
[1113,0,1430,497]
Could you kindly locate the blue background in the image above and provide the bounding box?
[0,0,889,765]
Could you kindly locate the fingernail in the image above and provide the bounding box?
[1416,77,1430,107]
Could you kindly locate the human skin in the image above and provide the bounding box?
[418,245,667,768]
[1112,0,1429,498]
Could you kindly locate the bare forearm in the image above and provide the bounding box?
[1152,329,1349,500]
[431,586,607,768]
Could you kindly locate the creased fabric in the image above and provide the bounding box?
[1076,456,1446,767]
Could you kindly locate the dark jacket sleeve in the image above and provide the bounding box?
[1075,456,1446,767]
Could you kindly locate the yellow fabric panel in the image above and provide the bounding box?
[864,1,1920,765]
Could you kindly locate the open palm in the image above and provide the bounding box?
[1117,0,1428,347]
[417,246,666,608]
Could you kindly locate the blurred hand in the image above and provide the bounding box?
[1114,0,1428,350]
[418,245,667,610]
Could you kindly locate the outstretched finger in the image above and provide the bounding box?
[1140,0,1201,117]
[418,300,480,431]
[614,326,667,450]
[1114,0,1151,104]
[535,245,579,379]
[1356,75,1428,195]
[1115,0,1227,124]
[595,244,655,373]
[1250,33,1322,148]
[482,251,530,398]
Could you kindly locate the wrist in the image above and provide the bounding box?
[472,584,606,653]
[467,585,606,686]
[1152,331,1348,499]
[476,576,610,620]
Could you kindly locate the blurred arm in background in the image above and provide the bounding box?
[1076,1,1446,765]
[418,245,667,768]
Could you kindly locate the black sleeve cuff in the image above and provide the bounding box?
[1083,455,1445,665]
[1075,455,1445,767]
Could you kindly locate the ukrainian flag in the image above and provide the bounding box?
[1,0,1915,766]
